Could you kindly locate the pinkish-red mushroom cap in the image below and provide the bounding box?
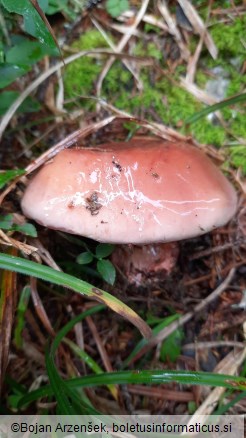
[21,140,237,244]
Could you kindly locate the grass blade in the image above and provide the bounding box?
[14,285,31,348]
[68,370,246,390]
[54,304,118,400]
[123,314,179,368]
[46,305,105,414]
[45,345,100,414]
[185,92,246,125]
[0,253,151,338]
[214,391,246,415]
[45,345,77,415]
[18,369,246,408]
[63,338,118,400]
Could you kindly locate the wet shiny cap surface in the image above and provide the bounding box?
[21,140,237,244]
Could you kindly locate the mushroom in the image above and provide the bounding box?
[21,139,237,283]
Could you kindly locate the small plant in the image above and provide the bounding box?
[0,0,59,120]
[76,243,116,285]
[0,0,58,87]
[0,169,25,189]
[0,214,37,237]
[160,326,184,363]
[106,0,129,18]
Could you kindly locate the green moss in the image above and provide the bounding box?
[212,0,242,7]
[64,30,108,99]
[210,15,246,57]
[199,1,243,21]
[228,112,246,139]
[63,26,244,166]
[144,23,161,34]
[229,145,246,175]
[196,11,245,95]
[103,61,132,95]
[226,69,246,96]
[145,42,163,60]
[222,71,246,140]
[64,30,133,109]
[194,55,245,145]
[191,120,226,146]
[197,60,245,95]
[112,72,227,146]
[116,83,167,118]
[134,40,163,61]
[195,71,208,88]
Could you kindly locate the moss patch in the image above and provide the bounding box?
[64,24,245,170]
[64,30,109,100]
[210,15,246,57]
[229,145,246,175]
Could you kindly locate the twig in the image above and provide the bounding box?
[177,0,218,59]
[189,239,243,260]
[0,229,38,255]
[29,238,62,270]
[0,49,152,140]
[66,304,84,351]
[183,341,245,350]
[24,116,116,174]
[157,0,190,61]
[96,0,150,97]
[128,268,236,364]
[91,16,143,91]
[86,315,119,401]
[55,67,66,121]
[128,385,194,402]
[30,277,55,337]
[185,34,204,84]
[185,347,246,419]
[86,315,114,374]
[179,79,217,105]
[118,11,169,32]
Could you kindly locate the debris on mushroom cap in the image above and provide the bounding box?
[21,140,237,244]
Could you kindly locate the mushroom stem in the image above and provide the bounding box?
[111,242,179,286]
